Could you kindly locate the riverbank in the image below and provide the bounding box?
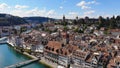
[7,43,53,68]
[40,57,58,68]
[23,52,53,68]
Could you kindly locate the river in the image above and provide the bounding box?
[0,44,48,68]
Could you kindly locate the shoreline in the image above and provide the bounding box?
[6,43,53,68]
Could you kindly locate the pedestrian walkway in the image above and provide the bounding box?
[5,58,39,68]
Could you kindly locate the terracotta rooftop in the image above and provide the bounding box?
[72,49,89,60]
[110,29,120,32]
[59,48,70,56]
[45,41,62,54]
[107,56,120,68]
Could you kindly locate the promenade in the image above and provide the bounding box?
[40,57,58,68]
[23,52,55,68]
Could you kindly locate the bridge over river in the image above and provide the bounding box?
[5,58,40,68]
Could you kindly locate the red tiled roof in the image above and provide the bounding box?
[45,41,62,54]
[72,49,89,60]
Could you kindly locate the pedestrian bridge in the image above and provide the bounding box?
[5,58,39,68]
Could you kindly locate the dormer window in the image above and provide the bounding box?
[48,47,51,50]
[56,49,59,53]
[61,50,63,54]
[62,44,65,47]
[65,52,67,55]
[116,62,120,67]
[52,48,54,51]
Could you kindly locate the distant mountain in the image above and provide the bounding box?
[0,14,28,26]
[23,17,55,24]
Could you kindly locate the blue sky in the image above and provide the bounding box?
[0,0,119,19]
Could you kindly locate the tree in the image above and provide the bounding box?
[20,26,27,33]
[105,17,110,27]
[116,16,120,28]
[12,29,17,35]
[99,16,103,23]
[104,30,109,35]
[109,16,116,28]
[74,27,79,32]
[61,22,67,26]
[78,18,85,25]
[98,16,107,29]
[64,26,68,31]
[116,16,120,21]
[45,28,51,33]
[74,27,84,33]
[85,16,89,23]
[73,20,77,25]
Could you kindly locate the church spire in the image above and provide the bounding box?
[63,15,65,22]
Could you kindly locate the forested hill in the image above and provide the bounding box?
[23,17,55,24]
[0,14,28,26]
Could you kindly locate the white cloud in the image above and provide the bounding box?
[11,7,56,18]
[11,10,26,16]
[15,5,29,9]
[84,10,95,15]
[77,1,86,7]
[76,1,90,10]
[67,12,78,19]
[0,2,101,19]
[47,10,55,16]
[103,15,112,18]
[26,8,55,17]
[60,6,63,9]
[81,6,91,9]
[87,1,98,5]
[0,3,9,9]
[76,0,98,10]
[68,12,78,15]
[25,8,45,16]
[61,0,67,4]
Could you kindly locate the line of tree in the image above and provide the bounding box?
[73,15,120,29]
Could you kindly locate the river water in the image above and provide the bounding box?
[0,44,48,68]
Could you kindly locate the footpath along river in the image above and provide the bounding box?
[0,44,48,68]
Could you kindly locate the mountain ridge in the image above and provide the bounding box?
[23,16,55,24]
[0,13,55,26]
[0,14,28,26]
